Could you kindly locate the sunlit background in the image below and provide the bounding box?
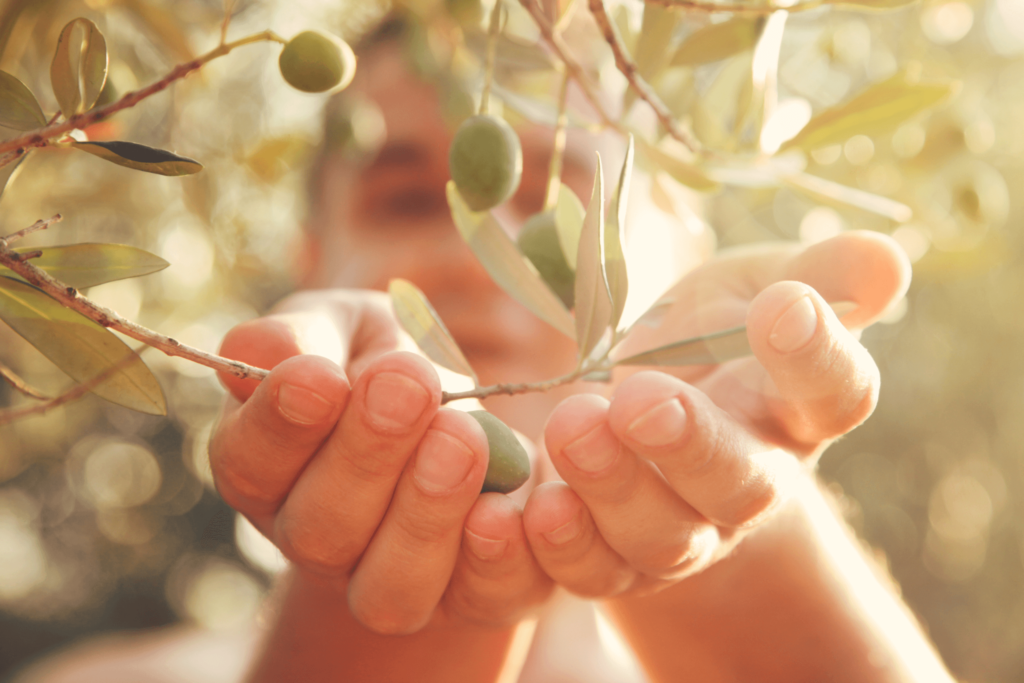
[1,0,1023,680]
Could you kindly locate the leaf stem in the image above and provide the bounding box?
[542,68,571,212]
[479,0,504,115]
[0,29,288,161]
[0,217,269,382]
[645,0,826,14]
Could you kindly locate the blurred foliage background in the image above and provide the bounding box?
[1,0,1023,681]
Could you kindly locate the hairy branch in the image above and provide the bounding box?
[0,218,269,382]
[0,353,140,426]
[587,0,701,154]
[0,30,287,160]
[2,214,63,244]
[645,0,825,12]
[0,361,51,401]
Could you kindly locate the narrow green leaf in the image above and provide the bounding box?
[389,278,478,384]
[446,181,576,339]
[70,140,202,176]
[464,31,555,72]
[554,183,585,271]
[1,243,169,290]
[0,70,46,131]
[0,276,166,415]
[781,72,956,153]
[671,17,764,67]
[0,151,29,204]
[784,173,912,222]
[50,18,109,118]
[637,137,720,193]
[573,154,612,363]
[615,301,859,367]
[606,135,633,332]
[635,4,680,81]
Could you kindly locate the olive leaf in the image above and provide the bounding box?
[50,18,108,119]
[785,173,912,222]
[637,137,720,192]
[0,70,47,131]
[780,72,956,153]
[606,135,633,332]
[828,0,917,8]
[635,4,680,81]
[446,181,576,339]
[671,17,764,67]
[1,244,169,290]
[554,183,585,270]
[389,278,478,384]
[615,301,858,367]
[70,140,202,176]
[464,31,555,72]
[0,151,30,204]
[0,276,166,415]
[573,154,612,363]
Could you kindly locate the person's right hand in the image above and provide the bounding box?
[208,289,551,635]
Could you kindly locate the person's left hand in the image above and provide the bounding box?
[520,231,910,596]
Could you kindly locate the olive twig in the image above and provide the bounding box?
[0,29,288,161]
[0,217,270,383]
[542,68,572,213]
[479,0,504,115]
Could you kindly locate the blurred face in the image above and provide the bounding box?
[304,41,594,390]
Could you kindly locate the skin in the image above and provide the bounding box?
[205,42,954,683]
[15,34,953,683]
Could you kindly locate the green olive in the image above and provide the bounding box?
[449,114,523,211]
[468,411,531,494]
[279,31,356,94]
[518,211,575,309]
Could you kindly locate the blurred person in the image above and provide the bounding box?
[15,13,955,683]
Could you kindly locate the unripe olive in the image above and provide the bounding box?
[468,411,531,494]
[449,114,523,211]
[518,211,575,309]
[279,31,356,94]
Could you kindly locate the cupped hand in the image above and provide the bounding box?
[522,231,910,596]
[209,289,551,634]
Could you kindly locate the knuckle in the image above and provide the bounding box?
[396,508,451,547]
[275,516,352,575]
[349,598,423,636]
[725,476,782,528]
[630,528,706,578]
[563,568,633,599]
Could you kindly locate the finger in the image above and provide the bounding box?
[218,317,307,402]
[745,281,880,445]
[523,482,637,597]
[783,230,911,330]
[346,409,490,635]
[273,351,442,575]
[441,494,553,627]
[209,354,350,526]
[606,372,801,529]
[544,394,720,580]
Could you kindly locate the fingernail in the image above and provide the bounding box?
[365,372,430,430]
[277,383,334,425]
[627,398,686,448]
[543,512,582,546]
[464,528,508,560]
[413,430,475,494]
[769,296,818,353]
[563,422,619,473]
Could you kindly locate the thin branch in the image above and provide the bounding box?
[645,0,826,13]
[441,365,596,403]
[587,0,701,154]
[543,68,572,212]
[2,214,62,244]
[0,30,288,160]
[479,0,504,115]
[0,219,269,382]
[0,352,140,426]
[0,361,51,401]
[517,0,619,131]
[220,0,238,45]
